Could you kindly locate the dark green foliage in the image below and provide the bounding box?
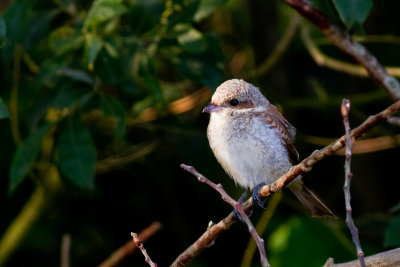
[332,0,373,31]
[0,13,6,48]
[9,123,52,194]
[268,216,354,266]
[1,0,400,266]
[309,0,372,31]
[0,97,8,119]
[385,214,400,247]
[57,119,97,189]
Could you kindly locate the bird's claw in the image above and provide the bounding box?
[233,208,253,221]
[252,183,266,209]
[233,189,253,221]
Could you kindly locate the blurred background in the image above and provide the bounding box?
[1,0,400,266]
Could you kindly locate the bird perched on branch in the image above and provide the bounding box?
[203,79,334,217]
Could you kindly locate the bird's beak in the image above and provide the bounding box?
[202,103,221,113]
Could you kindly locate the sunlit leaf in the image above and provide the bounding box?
[57,119,96,189]
[48,26,84,55]
[194,0,227,22]
[0,97,9,119]
[103,41,118,58]
[84,33,103,70]
[176,24,207,53]
[384,215,400,247]
[84,0,128,30]
[9,123,52,194]
[332,0,373,30]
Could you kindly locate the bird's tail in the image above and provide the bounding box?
[288,178,336,218]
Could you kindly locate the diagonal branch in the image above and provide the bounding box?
[172,99,400,267]
[180,164,269,267]
[281,0,400,100]
[131,232,157,267]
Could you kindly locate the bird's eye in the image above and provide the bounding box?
[230,99,239,106]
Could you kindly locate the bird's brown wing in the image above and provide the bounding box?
[260,105,299,164]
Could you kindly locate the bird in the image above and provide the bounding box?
[203,79,334,217]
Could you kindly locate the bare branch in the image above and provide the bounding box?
[131,232,157,267]
[241,193,282,267]
[324,247,400,267]
[99,222,162,267]
[341,99,365,267]
[281,0,400,100]
[180,164,269,267]
[60,233,71,267]
[172,99,400,266]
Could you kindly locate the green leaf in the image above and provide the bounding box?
[9,123,52,194]
[384,215,400,247]
[58,118,96,189]
[132,50,163,102]
[0,13,6,48]
[173,54,223,89]
[332,0,373,30]
[194,0,227,22]
[308,0,341,24]
[32,57,65,90]
[58,68,94,84]
[0,97,9,119]
[103,41,118,58]
[84,0,128,30]
[99,95,126,137]
[84,33,103,70]
[58,119,96,189]
[175,24,208,53]
[3,1,32,43]
[48,26,84,55]
[268,216,353,266]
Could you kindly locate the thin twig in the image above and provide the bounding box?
[341,99,366,267]
[99,222,162,267]
[180,164,269,267]
[282,0,400,100]
[60,233,71,267]
[241,193,282,267]
[95,142,157,174]
[131,232,157,267]
[171,99,400,267]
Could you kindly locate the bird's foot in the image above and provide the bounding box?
[252,183,267,209]
[233,190,253,221]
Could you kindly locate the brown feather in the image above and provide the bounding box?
[258,105,299,164]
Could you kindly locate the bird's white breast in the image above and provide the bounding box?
[207,110,292,189]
